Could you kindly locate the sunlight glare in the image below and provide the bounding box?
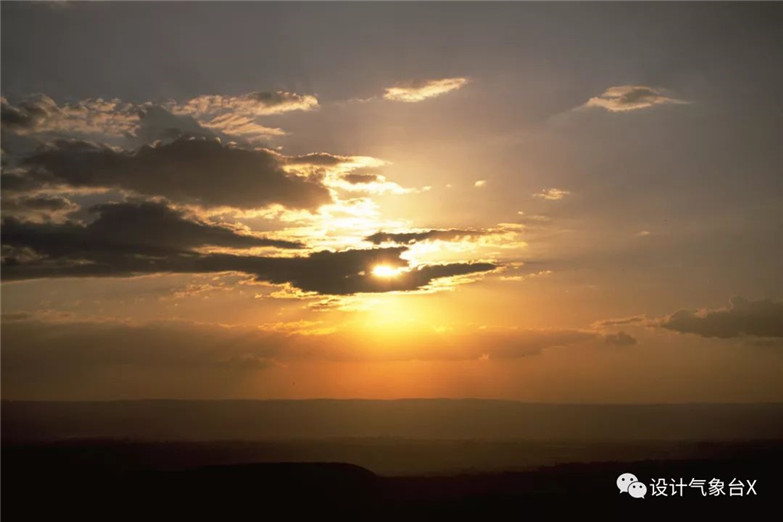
[372,265,402,278]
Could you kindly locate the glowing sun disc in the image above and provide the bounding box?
[372,265,401,278]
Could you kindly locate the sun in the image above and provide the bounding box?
[372,265,402,278]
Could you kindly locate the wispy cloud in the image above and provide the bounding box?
[383,77,468,103]
[172,91,318,117]
[592,315,649,329]
[533,188,570,200]
[167,91,317,141]
[581,85,687,112]
[365,228,489,246]
[1,94,139,138]
[1,90,317,146]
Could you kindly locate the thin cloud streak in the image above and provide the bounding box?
[581,85,688,112]
[383,77,468,103]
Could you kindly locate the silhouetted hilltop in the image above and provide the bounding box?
[5,400,781,519]
[7,438,779,476]
[4,399,783,442]
[4,453,780,521]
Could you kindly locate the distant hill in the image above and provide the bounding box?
[4,400,782,517]
[4,455,781,520]
[4,399,783,442]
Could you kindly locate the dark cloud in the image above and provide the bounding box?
[365,229,487,245]
[245,90,318,112]
[233,249,496,295]
[1,194,79,223]
[604,331,637,346]
[20,136,332,210]
[285,152,352,166]
[1,173,42,193]
[2,212,496,294]
[2,200,302,262]
[15,195,73,211]
[343,173,381,184]
[132,105,214,146]
[660,297,783,339]
[1,95,498,294]
[1,96,41,130]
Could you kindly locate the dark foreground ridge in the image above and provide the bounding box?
[3,442,781,520]
[4,401,782,519]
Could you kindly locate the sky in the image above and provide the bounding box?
[1,1,782,402]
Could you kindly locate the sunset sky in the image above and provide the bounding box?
[2,2,781,402]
